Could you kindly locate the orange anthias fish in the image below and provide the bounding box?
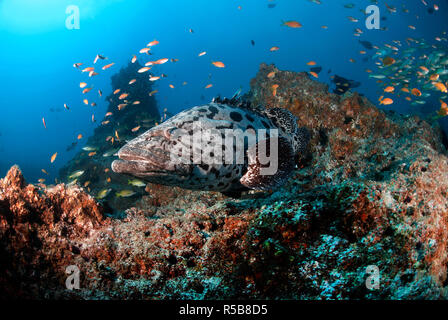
[212,61,225,68]
[138,67,151,73]
[433,82,448,93]
[82,67,94,73]
[411,88,422,97]
[147,40,159,47]
[154,58,169,65]
[272,84,279,97]
[283,21,302,28]
[384,86,395,93]
[102,63,115,70]
[270,46,280,52]
[380,98,394,105]
[50,152,57,163]
[119,93,129,100]
[382,57,396,66]
[140,47,151,54]
[42,117,47,129]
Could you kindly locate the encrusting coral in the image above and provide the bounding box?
[1,64,448,299]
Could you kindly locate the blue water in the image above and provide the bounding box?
[0,0,447,182]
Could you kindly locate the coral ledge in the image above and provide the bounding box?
[1,64,448,299]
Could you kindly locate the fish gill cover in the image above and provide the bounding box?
[0,0,448,302]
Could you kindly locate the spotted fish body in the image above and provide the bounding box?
[112,98,310,192]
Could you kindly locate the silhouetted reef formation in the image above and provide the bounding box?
[1,64,448,299]
[59,62,160,212]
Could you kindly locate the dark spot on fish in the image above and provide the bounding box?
[230,111,243,122]
[200,163,209,171]
[246,114,255,122]
[261,120,270,128]
[210,167,220,177]
[209,106,219,114]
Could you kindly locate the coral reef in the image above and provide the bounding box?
[2,64,448,299]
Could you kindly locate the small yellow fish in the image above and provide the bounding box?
[116,190,137,198]
[50,152,58,163]
[97,188,112,200]
[128,179,146,187]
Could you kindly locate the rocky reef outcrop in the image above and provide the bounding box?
[1,64,448,299]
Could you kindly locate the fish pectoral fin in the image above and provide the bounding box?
[240,136,295,191]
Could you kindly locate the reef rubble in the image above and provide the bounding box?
[1,64,448,299]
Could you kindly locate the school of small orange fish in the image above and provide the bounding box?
[39,0,447,189]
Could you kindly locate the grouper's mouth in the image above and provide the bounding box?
[111,145,191,178]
